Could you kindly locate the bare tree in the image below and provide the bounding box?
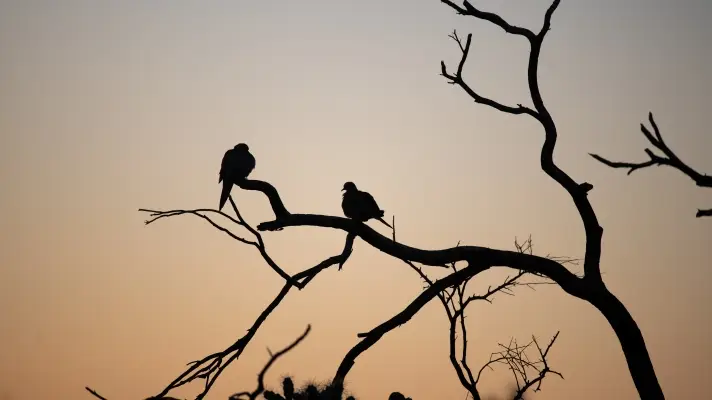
[86,1,670,399]
[590,112,712,217]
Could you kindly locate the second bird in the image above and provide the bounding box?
[218,143,255,211]
[341,181,393,229]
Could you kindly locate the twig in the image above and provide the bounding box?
[590,112,712,218]
[230,325,312,400]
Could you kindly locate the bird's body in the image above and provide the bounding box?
[341,181,392,228]
[218,143,255,210]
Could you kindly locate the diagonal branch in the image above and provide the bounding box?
[440,31,538,118]
[145,238,353,400]
[329,247,570,393]
[89,197,354,400]
[590,112,712,218]
[403,236,565,400]
[441,1,535,39]
[230,325,312,400]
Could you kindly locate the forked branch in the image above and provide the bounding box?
[404,236,568,400]
[439,0,665,398]
[477,332,563,400]
[440,30,538,118]
[590,112,712,218]
[229,325,312,400]
[88,196,353,400]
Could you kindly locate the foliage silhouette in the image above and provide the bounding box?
[86,0,671,399]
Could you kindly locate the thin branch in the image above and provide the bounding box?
[402,236,565,400]
[440,1,535,39]
[147,245,352,400]
[88,197,354,400]
[230,325,312,400]
[440,32,538,119]
[590,112,712,218]
[85,387,108,400]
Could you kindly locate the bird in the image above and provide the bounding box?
[341,181,392,228]
[218,143,255,211]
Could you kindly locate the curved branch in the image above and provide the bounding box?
[440,32,538,119]
[236,179,291,219]
[258,214,582,295]
[521,0,605,283]
[437,0,665,398]
[329,261,576,391]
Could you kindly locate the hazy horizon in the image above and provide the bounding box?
[1,0,711,399]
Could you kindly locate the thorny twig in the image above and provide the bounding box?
[590,112,712,218]
[477,332,563,400]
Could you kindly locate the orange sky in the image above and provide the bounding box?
[1,0,711,399]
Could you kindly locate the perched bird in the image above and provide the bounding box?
[341,181,392,228]
[218,143,255,210]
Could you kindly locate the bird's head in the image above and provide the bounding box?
[234,143,249,151]
[342,181,357,192]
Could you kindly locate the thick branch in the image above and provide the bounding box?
[236,179,291,219]
[440,0,604,280]
[590,112,712,218]
[437,1,665,398]
[329,260,572,391]
[258,214,582,295]
[697,208,712,218]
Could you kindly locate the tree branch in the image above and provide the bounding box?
[440,31,538,118]
[144,242,352,400]
[258,214,582,296]
[590,112,712,218]
[440,1,535,39]
[400,236,565,400]
[88,197,353,400]
[440,0,603,282]
[229,325,312,400]
[437,1,666,398]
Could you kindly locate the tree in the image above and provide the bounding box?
[590,111,712,218]
[87,0,667,399]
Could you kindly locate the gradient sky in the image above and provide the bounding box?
[1,0,711,399]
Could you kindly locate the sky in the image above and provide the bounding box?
[0,0,711,399]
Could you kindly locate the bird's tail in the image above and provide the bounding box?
[219,181,232,211]
[376,216,393,229]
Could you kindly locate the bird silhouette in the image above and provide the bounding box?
[218,143,255,211]
[341,181,393,229]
